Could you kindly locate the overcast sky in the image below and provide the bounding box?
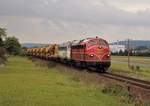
[0,0,150,43]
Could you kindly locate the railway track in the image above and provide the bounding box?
[63,62,150,91]
[101,73,150,90]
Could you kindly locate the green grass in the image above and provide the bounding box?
[111,56,150,65]
[111,56,150,81]
[0,56,130,106]
[110,61,150,81]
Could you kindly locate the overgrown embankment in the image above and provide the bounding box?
[31,57,150,106]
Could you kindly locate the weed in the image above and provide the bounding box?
[47,61,57,68]
[136,66,140,71]
[130,65,135,70]
[102,83,134,103]
[135,102,150,106]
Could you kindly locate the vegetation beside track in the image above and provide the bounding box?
[112,56,150,65]
[0,56,132,106]
[111,56,150,81]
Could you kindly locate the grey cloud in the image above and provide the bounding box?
[0,0,150,26]
[0,0,150,43]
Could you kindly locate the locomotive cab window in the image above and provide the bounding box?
[88,40,97,47]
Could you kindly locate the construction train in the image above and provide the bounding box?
[25,37,111,72]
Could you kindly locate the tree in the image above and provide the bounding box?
[124,50,128,56]
[4,36,21,55]
[118,50,123,56]
[0,28,7,47]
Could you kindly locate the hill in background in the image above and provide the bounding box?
[110,40,150,48]
[22,40,150,48]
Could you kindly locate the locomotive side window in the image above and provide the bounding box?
[88,40,97,47]
[71,45,86,49]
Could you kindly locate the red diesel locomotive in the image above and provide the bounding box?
[71,37,111,72]
[25,36,111,72]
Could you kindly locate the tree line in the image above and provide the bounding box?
[0,27,21,64]
[111,49,150,57]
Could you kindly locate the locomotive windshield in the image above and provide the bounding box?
[99,39,108,46]
[88,40,97,46]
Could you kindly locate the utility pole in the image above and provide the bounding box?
[128,39,130,68]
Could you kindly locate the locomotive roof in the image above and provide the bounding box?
[71,38,96,46]
[59,37,105,47]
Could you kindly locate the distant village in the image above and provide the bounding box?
[110,40,150,56]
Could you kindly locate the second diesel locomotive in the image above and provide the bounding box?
[25,37,111,72]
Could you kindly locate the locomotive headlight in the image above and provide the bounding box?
[108,52,111,57]
[90,54,94,57]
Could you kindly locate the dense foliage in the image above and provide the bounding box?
[4,37,21,55]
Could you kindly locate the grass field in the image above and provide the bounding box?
[111,56,150,81]
[0,56,131,106]
[111,56,150,65]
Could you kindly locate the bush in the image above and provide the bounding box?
[102,84,134,103]
[4,36,21,55]
[129,65,140,71]
[136,66,140,70]
[135,101,150,106]
[130,65,135,70]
